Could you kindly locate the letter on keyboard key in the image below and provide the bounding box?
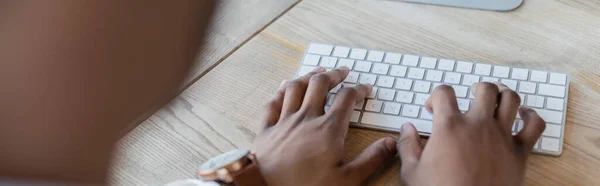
[475,64,492,76]
[308,43,333,55]
[456,61,473,73]
[518,82,537,94]
[337,59,355,69]
[384,53,402,64]
[303,54,320,66]
[492,65,510,78]
[372,63,390,75]
[541,137,560,152]
[407,68,426,79]
[500,79,518,90]
[395,78,413,90]
[396,91,415,103]
[319,56,337,68]
[425,70,443,82]
[377,76,395,88]
[401,105,420,118]
[355,61,372,72]
[332,46,350,58]
[546,97,564,111]
[390,65,407,77]
[344,71,359,83]
[383,102,401,115]
[438,59,455,71]
[378,88,396,101]
[444,72,462,84]
[452,85,468,98]
[359,73,377,85]
[350,111,361,122]
[402,55,419,66]
[532,108,563,124]
[367,51,385,62]
[350,48,367,60]
[538,84,566,98]
[361,113,432,134]
[413,81,431,93]
[365,99,383,112]
[543,124,562,138]
[414,93,429,105]
[420,57,437,69]
[511,68,529,80]
[549,73,567,85]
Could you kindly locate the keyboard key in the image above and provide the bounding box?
[355,100,365,110]
[534,139,540,149]
[438,59,455,71]
[474,63,492,76]
[549,73,567,85]
[384,53,402,64]
[332,46,350,58]
[377,76,395,88]
[462,74,480,86]
[501,79,518,90]
[396,91,415,103]
[365,99,383,112]
[308,43,333,55]
[538,84,566,98]
[361,112,432,134]
[367,51,385,62]
[420,57,437,69]
[343,83,356,88]
[518,82,537,94]
[395,78,413,90]
[327,94,336,105]
[413,81,431,93]
[319,56,337,68]
[401,105,420,118]
[355,61,372,72]
[481,76,499,83]
[303,54,320,66]
[425,70,443,82]
[531,70,548,83]
[350,111,361,122]
[372,63,390,75]
[541,137,560,152]
[456,61,473,73]
[527,95,545,108]
[359,73,377,85]
[546,97,564,111]
[432,83,444,90]
[414,93,429,105]
[444,72,462,84]
[298,65,317,76]
[330,83,342,93]
[344,71,359,83]
[469,90,476,99]
[349,48,367,60]
[492,65,510,78]
[452,85,469,98]
[383,102,402,115]
[543,124,562,138]
[337,59,355,69]
[402,55,419,66]
[457,98,470,111]
[420,107,433,120]
[407,68,426,79]
[518,93,525,105]
[511,68,529,80]
[378,88,396,101]
[390,65,408,77]
[532,108,563,124]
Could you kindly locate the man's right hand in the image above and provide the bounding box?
[398,83,546,186]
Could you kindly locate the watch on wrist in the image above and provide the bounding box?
[197,149,267,186]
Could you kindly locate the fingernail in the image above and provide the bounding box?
[384,138,398,154]
[313,66,325,72]
[277,80,287,91]
[338,66,350,72]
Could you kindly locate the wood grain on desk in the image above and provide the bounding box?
[111,0,600,185]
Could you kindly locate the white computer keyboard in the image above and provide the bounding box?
[296,43,569,156]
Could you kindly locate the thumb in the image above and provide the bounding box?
[398,123,422,178]
[342,137,397,183]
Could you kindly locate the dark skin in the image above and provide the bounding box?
[0,1,545,185]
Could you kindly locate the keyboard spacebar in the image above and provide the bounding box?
[361,113,433,134]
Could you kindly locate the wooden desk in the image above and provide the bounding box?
[111,0,600,185]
